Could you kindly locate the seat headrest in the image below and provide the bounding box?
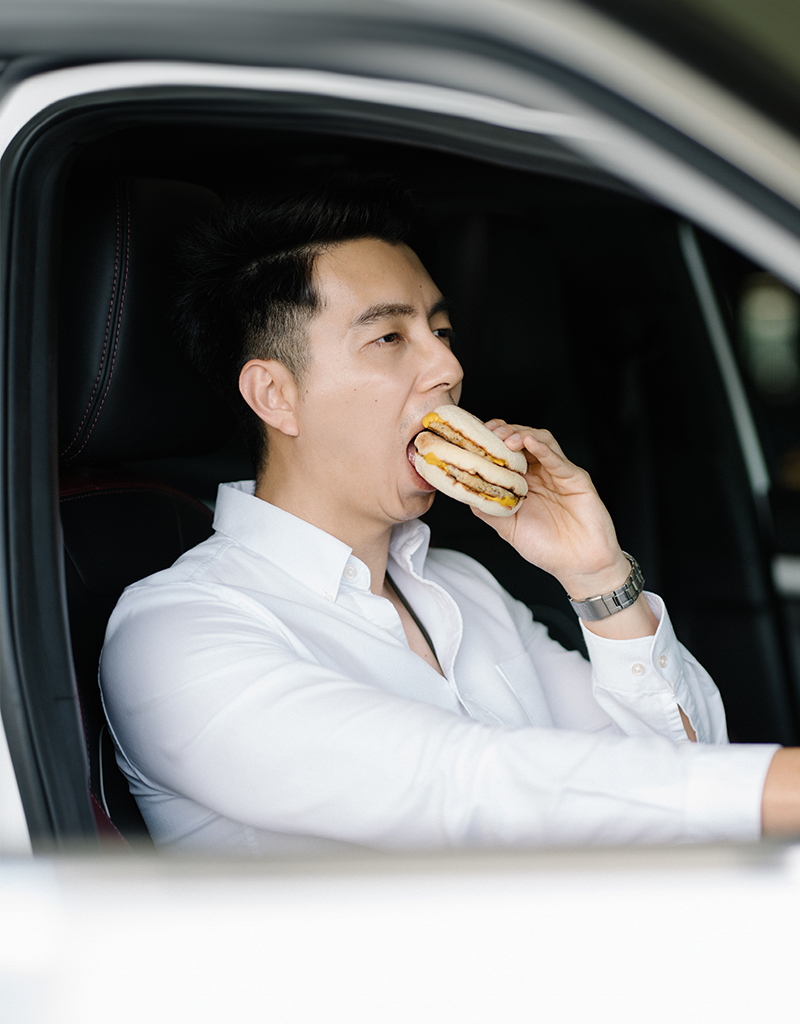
[58,177,236,466]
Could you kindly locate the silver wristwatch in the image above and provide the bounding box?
[567,553,645,621]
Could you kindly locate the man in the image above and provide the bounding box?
[100,175,800,854]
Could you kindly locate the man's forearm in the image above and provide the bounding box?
[762,748,800,836]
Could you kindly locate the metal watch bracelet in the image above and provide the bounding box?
[567,553,645,621]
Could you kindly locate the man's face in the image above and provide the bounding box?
[291,237,463,533]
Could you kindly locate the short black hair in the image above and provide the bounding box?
[172,173,431,473]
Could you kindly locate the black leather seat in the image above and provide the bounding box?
[58,176,236,841]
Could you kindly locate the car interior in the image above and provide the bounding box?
[6,96,800,848]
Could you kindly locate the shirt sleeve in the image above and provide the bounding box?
[100,581,778,850]
[507,589,728,745]
[579,593,729,744]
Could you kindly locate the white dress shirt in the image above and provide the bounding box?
[100,481,779,854]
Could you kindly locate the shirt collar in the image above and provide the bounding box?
[388,518,432,577]
[212,480,432,597]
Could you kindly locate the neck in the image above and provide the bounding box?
[351,533,393,596]
[254,471,394,597]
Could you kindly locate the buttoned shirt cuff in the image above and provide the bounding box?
[578,592,726,743]
[578,591,668,683]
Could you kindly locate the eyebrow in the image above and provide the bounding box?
[350,296,451,330]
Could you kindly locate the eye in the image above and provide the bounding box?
[434,327,456,346]
[374,332,401,346]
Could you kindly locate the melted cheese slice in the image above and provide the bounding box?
[421,412,505,467]
[422,452,518,507]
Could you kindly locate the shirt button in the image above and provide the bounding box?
[344,565,357,580]
[658,654,668,668]
[324,594,334,602]
[631,663,645,675]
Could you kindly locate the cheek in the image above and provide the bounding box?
[308,374,404,424]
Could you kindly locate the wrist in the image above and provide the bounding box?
[558,552,633,604]
[564,551,646,625]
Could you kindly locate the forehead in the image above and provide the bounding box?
[311,238,441,323]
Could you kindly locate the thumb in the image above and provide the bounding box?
[469,502,517,541]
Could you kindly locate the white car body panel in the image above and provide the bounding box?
[1,6,800,1017]
[3,60,800,294]
[3,842,800,1023]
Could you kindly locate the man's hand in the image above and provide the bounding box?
[762,749,800,836]
[474,421,625,592]
[473,421,659,642]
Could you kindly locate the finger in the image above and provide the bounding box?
[522,437,595,495]
[522,431,566,461]
[491,425,567,460]
[522,435,565,465]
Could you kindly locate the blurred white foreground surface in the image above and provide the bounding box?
[2,842,800,1023]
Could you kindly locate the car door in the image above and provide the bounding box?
[1,0,800,851]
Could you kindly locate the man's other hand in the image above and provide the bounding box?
[472,421,659,642]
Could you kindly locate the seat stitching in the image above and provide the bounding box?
[68,179,131,462]
[60,181,121,459]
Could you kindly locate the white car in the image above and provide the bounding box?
[2,2,800,1020]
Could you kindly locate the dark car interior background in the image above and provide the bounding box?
[6,97,800,846]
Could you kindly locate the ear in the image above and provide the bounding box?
[238,359,300,437]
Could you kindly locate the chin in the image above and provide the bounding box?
[394,490,435,523]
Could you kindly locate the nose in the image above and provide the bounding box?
[418,330,464,400]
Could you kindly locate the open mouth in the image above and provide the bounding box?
[407,436,435,490]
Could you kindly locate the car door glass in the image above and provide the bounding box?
[737,273,800,492]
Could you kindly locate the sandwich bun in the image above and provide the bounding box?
[414,419,528,517]
[419,406,528,474]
